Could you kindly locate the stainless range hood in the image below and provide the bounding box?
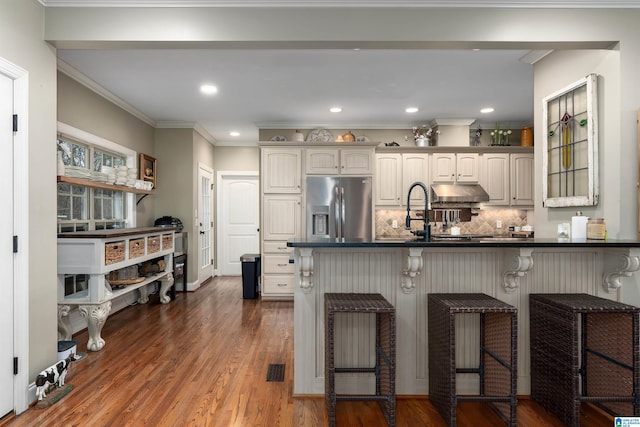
[431,183,490,203]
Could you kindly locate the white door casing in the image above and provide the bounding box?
[198,164,214,284]
[216,172,259,276]
[0,63,15,419]
[0,56,29,415]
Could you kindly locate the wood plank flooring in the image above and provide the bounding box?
[1,276,615,426]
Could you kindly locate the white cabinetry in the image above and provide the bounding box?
[262,195,302,241]
[375,153,429,207]
[262,148,302,193]
[306,148,373,175]
[511,153,534,206]
[479,152,534,207]
[431,153,479,183]
[480,153,510,205]
[260,145,303,299]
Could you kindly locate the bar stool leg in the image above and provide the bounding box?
[326,309,336,427]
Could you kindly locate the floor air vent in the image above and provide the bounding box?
[266,364,285,382]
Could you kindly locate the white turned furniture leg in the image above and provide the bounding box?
[79,301,112,351]
[159,272,175,304]
[57,305,72,341]
[137,285,150,304]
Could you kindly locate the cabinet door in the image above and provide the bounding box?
[402,153,430,206]
[340,149,373,175]
[480,153,510,205]
[262,194,302,240]
[262,148,302,193]
[431,153,456,183]
[306,149,339,174]
[375,153,402,206]
[456,153,480,183]
[511,153,534,206]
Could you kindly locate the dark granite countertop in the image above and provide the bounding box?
[287,237,640,248]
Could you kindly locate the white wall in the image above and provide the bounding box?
[534,50,621,237]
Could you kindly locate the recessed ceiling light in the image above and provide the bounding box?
[473,48,481,52]
[405,107,419,113]
[200,84,218,95]
[230,131,240,137]
[330,107,342,113]
[480,107,495,114]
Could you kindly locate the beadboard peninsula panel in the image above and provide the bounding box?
[292,243,640,397]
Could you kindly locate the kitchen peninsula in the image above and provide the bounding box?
[288,238,640,396]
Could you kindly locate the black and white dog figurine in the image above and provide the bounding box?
[35,353,81,401]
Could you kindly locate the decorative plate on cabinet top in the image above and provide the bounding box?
[270,135,287,141]
[356,135,370,142]
[306,128,334,143]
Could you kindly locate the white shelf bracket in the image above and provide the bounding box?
[502,248,534,293]
[299,248,314,292]
[401,247,424,293]
[603,249,640,293]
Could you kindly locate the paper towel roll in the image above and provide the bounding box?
[571,214,589,240]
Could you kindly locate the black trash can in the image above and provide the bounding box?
[240,253,261,299]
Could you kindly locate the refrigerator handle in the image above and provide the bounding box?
[334,186,340,242]
[340,186,346,242]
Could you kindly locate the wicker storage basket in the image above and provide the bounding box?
[162,233,173,250]
[147,235,160,253]
[129,238,145,259]
[104,241,125,265]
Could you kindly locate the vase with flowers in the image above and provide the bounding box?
[490,123,512,146]
[412,125,439,147]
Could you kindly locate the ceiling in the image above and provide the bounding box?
[49,1,633,144]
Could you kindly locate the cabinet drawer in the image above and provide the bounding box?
[105,241,125,265]
[263,241,293,255]
[147,235,161,253]
[262,275,294,294]
[263,255,294,274]
[129,238,145,259]
[162,233,174,250]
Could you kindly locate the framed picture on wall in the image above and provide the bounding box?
[139,153,157,189]
[542,73,599,207]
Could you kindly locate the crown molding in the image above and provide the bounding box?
[155,121,217,145]
[57,58,156,127]
[38,0,640,8]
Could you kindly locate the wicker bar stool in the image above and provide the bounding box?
[529,293,640,427]
[324,293,396,427]
[428,293,518,427]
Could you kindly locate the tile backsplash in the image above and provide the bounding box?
[376,208,531,238]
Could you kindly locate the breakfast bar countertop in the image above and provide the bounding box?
[287,237,640,248]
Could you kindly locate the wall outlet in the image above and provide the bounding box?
[392,220,398,229]
[496,220,502,229]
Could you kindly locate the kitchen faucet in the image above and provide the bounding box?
[405,182,431,241]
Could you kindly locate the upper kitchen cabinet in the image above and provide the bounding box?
[511,153,535,206]
[479,152,534,207]
[262,148,302,193]
[431,153,479,184]
[375,153,429,207]
[306,147,373,175]
[479,153,510,206]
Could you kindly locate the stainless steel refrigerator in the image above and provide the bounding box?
[306,176,372,242]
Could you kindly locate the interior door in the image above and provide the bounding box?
[0,71,14,416]
[198,165,214,284]
[219,173,259,275]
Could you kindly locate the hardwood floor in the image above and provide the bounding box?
[1,276,615,426]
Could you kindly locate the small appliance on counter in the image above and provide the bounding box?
[154,215,184,232]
